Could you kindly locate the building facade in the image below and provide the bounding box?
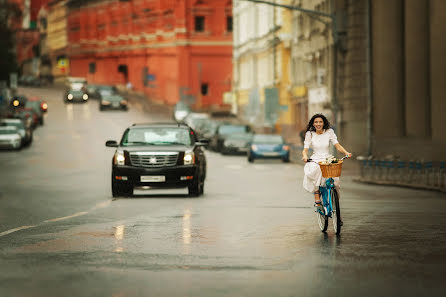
[47,0,69,81]
[288,0,446,160]
[233,0,294,135]
[66,0,233,108]
[290,0,334,137]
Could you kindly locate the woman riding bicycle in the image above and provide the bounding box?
[301,114,352,209]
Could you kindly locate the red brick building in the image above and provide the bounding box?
[67,0,233,107]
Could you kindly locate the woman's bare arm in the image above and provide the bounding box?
[302,148,309,162]
[334,143,352,158]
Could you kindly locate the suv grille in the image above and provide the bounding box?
[129,152,179,168]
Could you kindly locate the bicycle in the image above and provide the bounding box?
[307,155,349,235]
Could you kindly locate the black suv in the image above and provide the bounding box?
[106,123,208,197]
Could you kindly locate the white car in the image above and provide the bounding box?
[184,112,210,130]
[0,126,22,150]
[0,118,32,146]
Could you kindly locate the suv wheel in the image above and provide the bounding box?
[112,180,133,197]
[188,178,203,197]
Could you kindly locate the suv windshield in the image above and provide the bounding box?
[122,128,193,146]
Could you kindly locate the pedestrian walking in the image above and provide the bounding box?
[301,114,352,205]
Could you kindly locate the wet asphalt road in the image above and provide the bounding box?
[0,87,446,297]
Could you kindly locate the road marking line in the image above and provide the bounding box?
[0,200,114,238]
[43,211,89,223]
[0,225,37,238]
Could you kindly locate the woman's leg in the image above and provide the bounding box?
[314,190,321,204]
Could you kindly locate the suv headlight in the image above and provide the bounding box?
[83,94,89,100]
[67,94,73,100]
[183,151,195,165]
[114,150,125,165]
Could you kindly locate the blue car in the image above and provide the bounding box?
[248,134,290,163]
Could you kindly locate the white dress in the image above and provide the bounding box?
[302,129,340,193]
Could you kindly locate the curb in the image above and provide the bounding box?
[354,178,446,193]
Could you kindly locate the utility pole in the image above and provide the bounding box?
[240,0,340,132]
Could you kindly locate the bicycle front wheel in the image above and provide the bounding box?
[331,189,342,235]
[316,208,328,232]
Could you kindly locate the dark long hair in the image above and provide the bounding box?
[305,114,331,132]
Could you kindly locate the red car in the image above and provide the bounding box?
[28,96,48,113]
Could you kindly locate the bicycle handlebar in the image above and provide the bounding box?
[307,155,350,163]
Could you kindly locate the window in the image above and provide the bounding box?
[89,62,96,74]
[201,83,208,96]
[226,16,233,32]
[195,16,205,32]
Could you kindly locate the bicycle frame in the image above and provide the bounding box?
[308,155,349,218]
[318,178,335,217]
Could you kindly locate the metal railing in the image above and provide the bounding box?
[357,156,445,192]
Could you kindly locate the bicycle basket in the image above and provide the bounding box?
[318,161,343,178]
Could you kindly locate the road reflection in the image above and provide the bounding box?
[66,104,73,121]
[82,103,91,120]
[182,208,192,254]
[114,225,125,252]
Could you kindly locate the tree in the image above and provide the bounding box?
[0,0,21,82]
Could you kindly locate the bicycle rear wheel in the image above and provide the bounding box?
[331,189,342,235]
[316,207,328,232]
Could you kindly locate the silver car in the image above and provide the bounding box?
[0,126,22,150]
[0,118,33,146]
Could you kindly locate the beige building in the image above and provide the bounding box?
[233,0,294,136]
[290,0,446,160]
[47,0,69,82]
[290,0,334,137]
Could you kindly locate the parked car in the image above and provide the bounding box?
[247,134,290,163]
[173,101,190,123]
[99,94,128,111]
[64,89,89,103]
[0,118,32,146]
[197,119,220,141]
[184,113,210,131]
[221,132,254,155]
[105,123,208,197]
[209,123,251,152]
[66,77,87,91]
[25,98,44,125]
[95,85,119,99]
[19,75,41,87]
[19,108,40,128]
[85,84,100,99]
[0,126,22,150]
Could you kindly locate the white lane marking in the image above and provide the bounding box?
[43,211,88,223]
[0,200,113,238]
[0,225,37,237]
[253,165,268,170]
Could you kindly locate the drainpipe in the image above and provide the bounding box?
[366,0,373,156]
[331,0,340,142]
